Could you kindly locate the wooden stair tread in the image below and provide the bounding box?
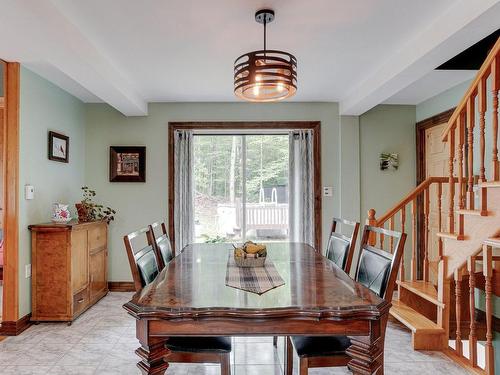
[436,232,465,240]
[478,181,500,188]
[390,300,445,334]
[456,209,488,216]
[397,280,444,308]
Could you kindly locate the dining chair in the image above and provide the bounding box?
[285,225,406,375]
[325,217,360,274]
[123,227,232,374]
[272,218,360,348]
[149,221,174,270]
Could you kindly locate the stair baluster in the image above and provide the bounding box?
[423,187,430,282]
[492,56,499,181]
[400,206,406,284]
[454,269,463,356]
[466,97,475,209]
[479,77,487,183]
[448,127,456,234]
[389,216,395,252]
[467,255,477,367]
[438,182,443,259]
[482,244,494,375]
[411,198,417,281]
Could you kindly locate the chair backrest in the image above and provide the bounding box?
[123,227,160,292]
[354,225,406,301]
[325,218,360,273]
[149,221,174,271]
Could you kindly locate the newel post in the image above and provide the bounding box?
[366,209,377,246]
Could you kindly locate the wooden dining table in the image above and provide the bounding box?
[123,242,390,375]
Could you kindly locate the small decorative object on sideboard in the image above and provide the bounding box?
[51,203,72,223]
[75,186,116,223]
[109,146,146,182]
[233,241,267,267]
[380,152,399,171]
[48,131,69,163]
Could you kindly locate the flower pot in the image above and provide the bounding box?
[75,203,90,222]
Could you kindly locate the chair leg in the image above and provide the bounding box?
[285,337,293,375]
[299,357,308,375]
[273,336,278,347]
[220,352,231,375]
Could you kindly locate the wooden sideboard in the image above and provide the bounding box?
[29,220,108,323]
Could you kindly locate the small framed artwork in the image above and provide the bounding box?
[48,131,69,163]
[109,146,146,182]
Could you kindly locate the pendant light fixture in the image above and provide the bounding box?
[234,9,297,102]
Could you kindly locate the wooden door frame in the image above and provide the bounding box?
[415,108,455,279]
[168,121,322,252]
[0,61,20,334]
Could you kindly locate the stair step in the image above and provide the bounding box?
[436,232,465,240]
[484,237,500,248]
[397,280,444,308]
[456,209,488,216]
[390,299,445,335]
[478,181,500,188]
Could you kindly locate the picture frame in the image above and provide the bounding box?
[109,146,146,182]
[48,131,69,163]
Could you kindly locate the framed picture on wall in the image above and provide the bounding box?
[48,131,69,163]
[109,146,146,182]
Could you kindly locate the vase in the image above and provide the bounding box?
[75,203,90,222]
[51,203,72,223]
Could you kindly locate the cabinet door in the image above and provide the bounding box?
[90,248,107,303]
[71,229,89,294]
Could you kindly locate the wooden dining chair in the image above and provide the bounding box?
[148,221,174,270]
[123,227,232,374]
[325,217,360,274]
[273,218,360,348]
[285,225,406,375]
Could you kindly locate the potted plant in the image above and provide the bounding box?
[76,186,116,223]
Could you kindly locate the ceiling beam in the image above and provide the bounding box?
[0,0,147,116]
[340,0,500,115]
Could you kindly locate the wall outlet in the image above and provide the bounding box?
[323,186,333,197]
[25,264,32,278]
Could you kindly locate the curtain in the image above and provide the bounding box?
[289,130,315,246]
[174,130,194,252]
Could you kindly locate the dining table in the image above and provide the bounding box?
[123,242,390,375]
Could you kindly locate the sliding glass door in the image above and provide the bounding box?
[193,134,289,243]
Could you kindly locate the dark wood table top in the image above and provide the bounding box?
[124,243,388,321]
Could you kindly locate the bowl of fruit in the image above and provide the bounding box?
[233,241,267,268]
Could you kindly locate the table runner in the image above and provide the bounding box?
[225,256,285,295]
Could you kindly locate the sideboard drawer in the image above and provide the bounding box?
[73,287,90,317]
[89,224,106,251]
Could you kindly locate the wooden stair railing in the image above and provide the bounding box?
[448,239,498,375]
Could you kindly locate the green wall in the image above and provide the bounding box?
[18,68,86,317]
[85,102,341,282]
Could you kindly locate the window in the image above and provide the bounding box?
[193,134,289,243]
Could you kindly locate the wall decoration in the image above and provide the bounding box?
[109,146,146,182]
[380,153,399,171]
[48,131,69,163]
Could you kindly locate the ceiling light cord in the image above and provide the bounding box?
[263,18,267,57]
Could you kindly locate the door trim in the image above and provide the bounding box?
[415,108,455,279]
[168,121,322,252]
[1,61,20,328]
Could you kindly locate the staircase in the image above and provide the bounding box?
[367,37,500,374]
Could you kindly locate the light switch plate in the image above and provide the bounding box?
[25,264,32,278]
[323,186,333,197]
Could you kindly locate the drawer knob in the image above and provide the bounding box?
[77,298,84,303]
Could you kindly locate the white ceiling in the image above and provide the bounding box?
[0,0,499,115]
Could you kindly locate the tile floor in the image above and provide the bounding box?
[0,292,471,374]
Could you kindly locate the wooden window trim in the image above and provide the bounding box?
[168,121,322,252]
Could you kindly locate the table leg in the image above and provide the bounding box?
[346,315,387,375]
[135,321,170,375]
